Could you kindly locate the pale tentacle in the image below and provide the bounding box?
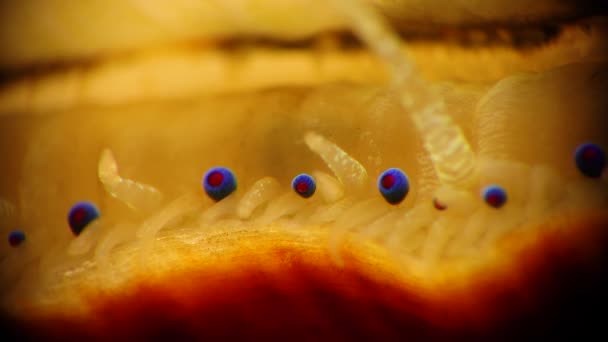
[136,193,202,239]
[449,207,489,255]
[479,204,526,251]
[331,0,477,188]
[359,210,402,241]
[304,131,368,191]
[328,198,391,267]
[199,194,239,224]
[94,223,137,267]
[312,170,344,203]
[256,192,307,225]
[386,204,436,255]
[237,177,281,220]
[308,197,357,225]
[67,220,103,256]
[525,165,564,222]
[420,215,455,266]
[98,148,163,212]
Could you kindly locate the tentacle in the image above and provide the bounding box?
[331,0,477,188]
[136,193,202,240]
[94,223,137,268]
[199,194,239,224]
[67,220,104,256]
[237,177,280,220]
[359,210,402,241]
[98,148,163,212]
[256,192,308,226]
[420,215,455,267]
[525,165,564,222]
[328,198,390,267]
[307,197,357,225]
[304,131,368,191]
[386,204,436,255]
[312,170,344,203]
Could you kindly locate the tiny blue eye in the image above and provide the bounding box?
[574,143,605,178]
[292,174,316,198]
[482,185,507,209]
[203,167,237,201]
[8,230,25,247]
[378,168,409,205]
[68,201,100,236]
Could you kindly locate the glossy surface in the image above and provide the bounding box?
[378,168,410,205]
[67,201,100,236]
[292,174,317,198]
[482,185,507,209]
[7,230,25,247]
[203,167,237,201]
[575,143,606,178]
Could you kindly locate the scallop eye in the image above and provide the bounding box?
[8,230,25,247]
[433,197,447,211]
[378,168,410,205]
[574,143,605,178]
[203,167,237,201]
[292,174,316,198]
[67,201,100,236]
[482,185,507,209]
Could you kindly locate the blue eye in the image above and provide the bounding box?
[574,143,605,178]
[8,230,25,247]
[203,167,237,201]
[482,185,507,209]
[68,201,100,236]
[292,174,316,198]
[378,168,410,205]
